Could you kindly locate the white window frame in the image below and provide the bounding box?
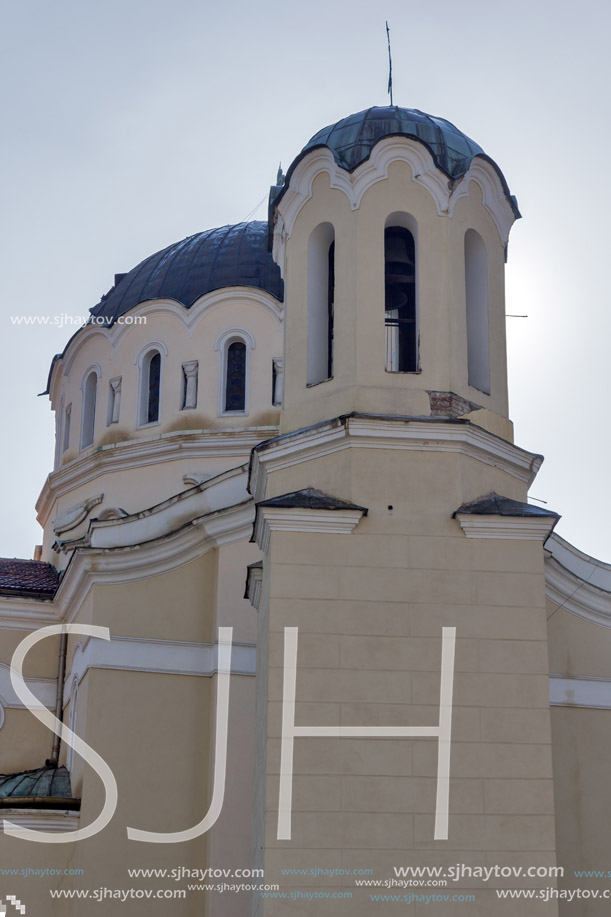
[135,341,167,429]
[214,328,255,417]
[80,364,101,451]
[384,212,420,374]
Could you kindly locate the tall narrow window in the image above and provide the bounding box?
[80,371,98,449]
[385,226,417,372]
[54,397,64,469]
[147,353,161,423]
[225,342,246,412]
[138,348,164,426]
[63,404,72,453]
[465,229,490,394]
[307,222,335,385]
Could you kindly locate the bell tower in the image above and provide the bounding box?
[250,108,560,915]
[271,106,519,442]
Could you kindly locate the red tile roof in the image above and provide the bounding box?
[0,558,59,599]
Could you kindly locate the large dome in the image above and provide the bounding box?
[277,106,518,216]
[90,221,283,326]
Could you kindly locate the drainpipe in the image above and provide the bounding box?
[48,631,68,766]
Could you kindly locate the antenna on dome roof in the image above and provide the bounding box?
[386,21,393,106]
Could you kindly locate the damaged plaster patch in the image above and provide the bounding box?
[427,391,483,418]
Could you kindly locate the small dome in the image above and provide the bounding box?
[90,221,283,326]
[302,106,485,177]
[278,106,518,216]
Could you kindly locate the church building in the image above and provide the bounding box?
[0,105,609,916]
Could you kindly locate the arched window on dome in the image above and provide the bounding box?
[66,677,79,771]
[137,344,166,427]
[63,403,72,453]
[384,218,418,373]
[80,368,99,450]
[54,396,64,470]
[215,329,255,416]
[464,229,490,394]
[307,223,335,386]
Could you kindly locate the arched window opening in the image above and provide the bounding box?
[385,226,417,372]
[66,678,79,771]
[307,223,335,386]
[63,403,71,453]
[54,397,64,469]
[80,371,98,449]
[138,349,162,426]
[465,229,490,395]
[225,341,246,412]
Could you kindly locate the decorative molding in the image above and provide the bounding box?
[182,472,220,486]
[63,636,256,703]
[87,465,249,549]
[36,428,278,527]
[0,596,60,632]
[448,159,517,245]
[97,507,128,521]
[546,533,611,593]
[0,702,4,730]
[455,514,557,540]
[0,664,56,710]
[0,810,80,833]
[545,555,611,628]
[181,360,199,410]
[245,564,263,611]
[272,138,516,263]
[254,506,365,555]
[52,494,104,536]
[53,500,255,628]
[250,415,542,504]
[550,674,611,709]
[51,288,283,403]
[107,376,122,425]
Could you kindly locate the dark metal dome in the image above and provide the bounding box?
[90,221,283,325]
[302,106,485,177]
[276,106,519,217]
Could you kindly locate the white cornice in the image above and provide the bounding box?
[245,565,263,610]
[545,554,611,628]
[448,159,516,245]
[550,674,611,709]
[546,533,611,592]
[456,514,557,540]
[272,139,516,264]
[64,636,256,703]
[55,500,255,626]
[0,663,56,710]
[0,810,80,833]
[250,416,542,504]
[0,596,60,631]
[254,506,365,554]
[2,483,257,631]
[36,427,277,526]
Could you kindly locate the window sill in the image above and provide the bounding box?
[384,369,422,375]
[137,420,161,430]
[306,377,333,388]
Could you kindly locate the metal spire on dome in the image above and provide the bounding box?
[386,21,393,106]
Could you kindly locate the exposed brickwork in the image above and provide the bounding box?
[0,558,58,599]
[428,390,482,418]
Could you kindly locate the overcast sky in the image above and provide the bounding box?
[1,0,609,561]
